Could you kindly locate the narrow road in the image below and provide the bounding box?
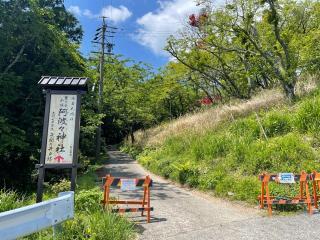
[103,149,320,240]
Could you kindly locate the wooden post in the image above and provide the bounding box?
[260,174,265,209]
[262,174,272,216]
[36,91,51,203]
[312,171,319,209]
[36,167,45,203]
[147,185,151,223]
[141,186,147,216]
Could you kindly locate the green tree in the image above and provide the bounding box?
[0,0,84,190]
[86,56,199,145]
[167,0,320,100]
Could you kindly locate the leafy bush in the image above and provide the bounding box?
[232,177,260,203]
[169,162,199,187]
[47,179,71,195]
[75,188,102,213]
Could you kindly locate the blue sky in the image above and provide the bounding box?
[64,0,202,70]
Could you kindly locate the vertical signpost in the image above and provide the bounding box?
[36,76,89,203]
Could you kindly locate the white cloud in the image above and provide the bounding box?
[68,5,82,16]
[83,9,96,19]
[67,5,132,23]
[134,0,202,56]
[100,5,132,23]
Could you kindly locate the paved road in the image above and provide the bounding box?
[103,150,320,240]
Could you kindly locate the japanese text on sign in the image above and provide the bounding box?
[45,94,77,164]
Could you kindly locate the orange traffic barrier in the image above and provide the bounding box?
[312,171,320,209]
[258,171,313,216]
[101,174,153,223]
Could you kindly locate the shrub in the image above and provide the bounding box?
[75,188,102,213]
[232,177,260,203]
[169,162,199,187]
[47,179,71,195]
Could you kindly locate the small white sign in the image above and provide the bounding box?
[120,179,136,191]
[278,173,295,184]
[45,94,78,164]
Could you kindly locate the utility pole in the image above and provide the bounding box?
[92,17,116,162]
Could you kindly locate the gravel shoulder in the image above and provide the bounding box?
[103,149,320,240]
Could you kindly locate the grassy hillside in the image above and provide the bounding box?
[124,85,320,204]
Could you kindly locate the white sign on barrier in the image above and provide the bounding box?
[0,191,74,240]
[121,179,137,191]
[279,173,295,184]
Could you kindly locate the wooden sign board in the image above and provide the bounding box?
[45,94,78,164]
[36,76,88,203]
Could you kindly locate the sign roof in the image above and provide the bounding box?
[38,76,89,91]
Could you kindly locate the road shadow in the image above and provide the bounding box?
[132,216,168,234]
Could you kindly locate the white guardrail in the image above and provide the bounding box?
[0,191,74,240]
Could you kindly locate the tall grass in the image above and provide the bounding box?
[0,189,27,213]
[132,89,285,148]
[131,75,320,149]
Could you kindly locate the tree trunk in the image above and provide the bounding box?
[283,82,295,101]
[130,127,135,144]
[3,44,25,74]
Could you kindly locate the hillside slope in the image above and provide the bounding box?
[124,86,320,204]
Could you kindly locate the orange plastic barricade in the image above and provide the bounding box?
[258,171,313,216]
[312,171,320,209]
[101,174,153,223]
